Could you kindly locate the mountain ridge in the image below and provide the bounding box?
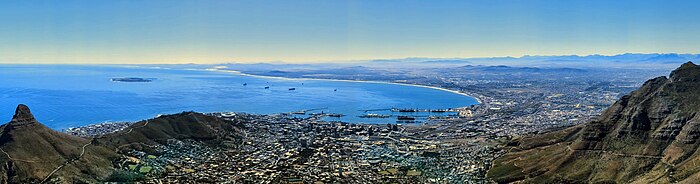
[0,104,116,183]
[487,61,700,183]
[0,104,244,183]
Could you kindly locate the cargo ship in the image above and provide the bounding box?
[358,114,391,118]
[111,77,153,82]
[396,116,416,121]
[391,108,417,112]
[327,113,344,117]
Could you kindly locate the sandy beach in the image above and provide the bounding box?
[202,68,483,104]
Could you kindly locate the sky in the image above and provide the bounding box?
[1,0,700,64]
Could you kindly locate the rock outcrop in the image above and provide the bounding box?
[488,62,700,183]
[7,104,37,128]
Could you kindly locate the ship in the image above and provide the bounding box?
[427,115,445,120]
[391,108,418,112]
[358,114,391,118]
[327,113,344,117]
[111,77,153,82]
[396,116,416,121]
[289,88,296,90]
[264,86,270,89]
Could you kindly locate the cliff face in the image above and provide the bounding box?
[488,62,700,183]
[8,104,38,127]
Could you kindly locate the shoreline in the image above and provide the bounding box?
[59,66,483,130]
[202,68,483,104]
[120,65,482,104]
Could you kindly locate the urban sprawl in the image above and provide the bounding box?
[66,66,664,183]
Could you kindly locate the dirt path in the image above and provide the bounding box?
[40,142,92,184]
[0,148,47,163]
[42,120,151,183]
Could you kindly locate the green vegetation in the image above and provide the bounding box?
[139,166,153,173]
[387,168,398,174]
[406,170,421,176]
[183,168,195,173]
[488,159,525,183]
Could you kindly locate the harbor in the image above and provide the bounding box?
[233,80,476,125]
[0,65,478,129]
[281,106,474,125]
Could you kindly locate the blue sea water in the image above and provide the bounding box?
[0,65,479,130]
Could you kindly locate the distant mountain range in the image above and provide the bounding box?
[362,53,700,68]
[487,62,700,183]
[365,53,695,62]
[133,53,697,72]
[520,53,700,64]
[457,65,587,73]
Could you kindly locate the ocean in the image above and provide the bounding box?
[0,65,479,130]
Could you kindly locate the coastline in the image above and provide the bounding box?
[202,68,483,104]
[120,65,482,104]
[55,65,483,130]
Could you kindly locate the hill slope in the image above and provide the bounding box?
[0,104,117,183]
[96,111,244,152]
[488,62,700,183]
[0,105,244,183]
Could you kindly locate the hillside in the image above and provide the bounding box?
[96,111,244,153]
[488,62,700,183]
[0,105,117,183]
[0,105,244,183]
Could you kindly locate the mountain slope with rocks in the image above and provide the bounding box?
[0,105,117,183]
[488,62,700,183]
[0,105,244,183]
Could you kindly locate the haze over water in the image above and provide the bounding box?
[0,65,478,129]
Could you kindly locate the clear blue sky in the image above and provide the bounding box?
[1,0,699,64]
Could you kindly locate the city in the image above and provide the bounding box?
[2,1,699,183]
[61,64,668,183]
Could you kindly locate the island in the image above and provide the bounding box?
[110,77,154,82]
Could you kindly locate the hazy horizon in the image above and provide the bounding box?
[0,52,698,65]
[2,0,700,64]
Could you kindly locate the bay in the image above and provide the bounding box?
[0,65,479,129]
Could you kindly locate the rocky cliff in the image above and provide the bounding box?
[488,62,700,183]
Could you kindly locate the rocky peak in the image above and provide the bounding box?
[8,104,37,128]
[670,61,700,82]
[574,62,700,149]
